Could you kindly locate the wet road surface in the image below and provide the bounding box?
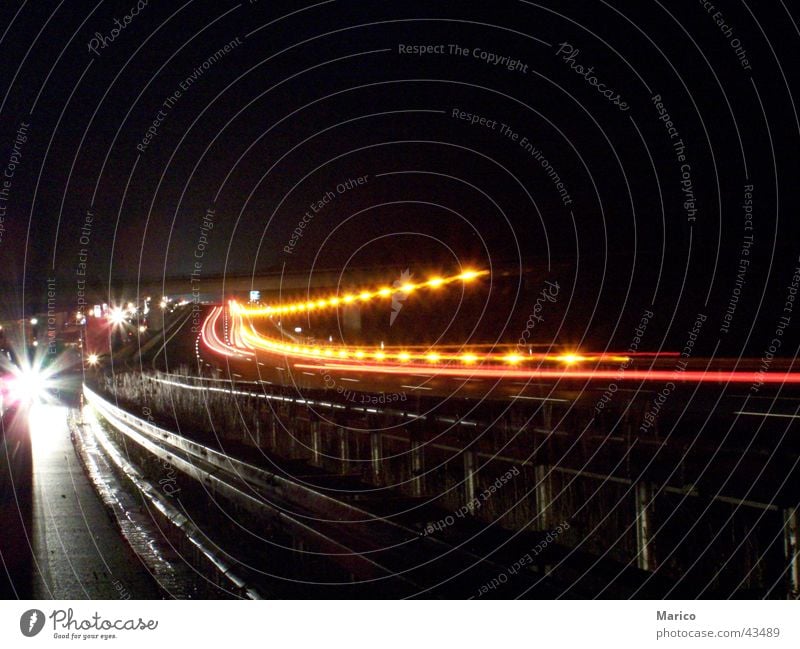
[28,404,162,599]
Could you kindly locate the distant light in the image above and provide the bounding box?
[426,352,441,363]
[374,351,386,360]
[427,277,444,288]
[294,327,302,333]
[459,270,480,281]
[398,352,411,362]
[138,325,147,333]
[108,308,127,326]
[359,291,372,301]
[87,353,99,366]
[30,317,38,325]
[32,340,39,347]
[504,354,523,364]
[400,283,415,293]
[377,287,392,297]
[560,353,584,364]
[461,353,478,363]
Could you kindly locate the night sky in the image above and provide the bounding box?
[1,0,799,356]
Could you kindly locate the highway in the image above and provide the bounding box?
[2,267,796,599]
[182,268,800,418]
[1,403,163,599]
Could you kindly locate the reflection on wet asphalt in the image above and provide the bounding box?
[30,404,162,599]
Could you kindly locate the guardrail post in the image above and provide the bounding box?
[311,421,321,466]
[464,450,477,512]
[338,427,349,474]
[535,464,552,530]
[410,439,424,497]
[370,432,382,483]
[254,414,261,447]
[635,481,655,572]
[784,506,799,598]
[542,403,553,429]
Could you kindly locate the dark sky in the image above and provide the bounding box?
[1,0,799,355]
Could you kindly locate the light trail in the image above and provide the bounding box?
[197,270,800,386]
[235,317,631,366]
[293,363,800,385]
[200,306,254,358]
[233,269,489,317]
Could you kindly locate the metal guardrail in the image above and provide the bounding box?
[83,384,510,594]
[77,401,261,598]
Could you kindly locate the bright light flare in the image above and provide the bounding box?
[87,353,99,366]
[458,269,481,281]
[108,307,127,326]
[3,362,57,407]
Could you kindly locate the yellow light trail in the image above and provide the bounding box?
[233,269,490,317]
[219,268,631,369]
[235,317,627,367]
